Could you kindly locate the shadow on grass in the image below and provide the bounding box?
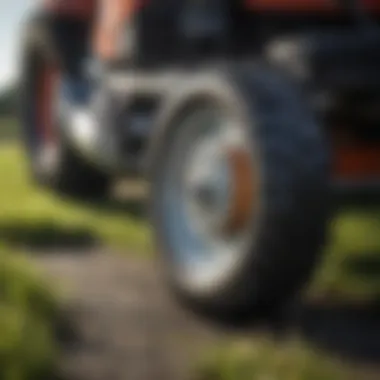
[80,197,147,220]
[344,252,380,281]
[281,251,380,366]
[0,194,146,252]
[56,182,147,220]
[294,296,380,365]
[294,252,380,364]
[0,222,99,251]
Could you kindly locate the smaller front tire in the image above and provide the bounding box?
[19,14,111,199]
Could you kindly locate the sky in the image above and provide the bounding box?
[0,0,35,89]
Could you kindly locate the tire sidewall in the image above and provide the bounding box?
[148,65,329,315]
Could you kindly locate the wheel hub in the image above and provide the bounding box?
[185,130,255,238]
[224,148,255,234]
[160,105,257,288]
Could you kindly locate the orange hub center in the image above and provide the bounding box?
[224,148,256,234]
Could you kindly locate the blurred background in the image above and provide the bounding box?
[0,1,380,380]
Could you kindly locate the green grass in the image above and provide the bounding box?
[0,120,60,379]
[0,139,150,379]
[0,143,150,254]
[0,248,59,380]
[310,207,380,299]
[0,117,19,141]
[193,337,364,380]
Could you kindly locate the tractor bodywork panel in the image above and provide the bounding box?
[42,0,95,18]
[245,0,380,12]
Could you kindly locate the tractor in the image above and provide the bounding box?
[18,0,380,318]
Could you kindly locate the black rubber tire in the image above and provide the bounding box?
[18,14,110,199]
[148,64,330,319]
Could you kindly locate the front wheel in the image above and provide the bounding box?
[149,66,330,318]
[19,14,111,199]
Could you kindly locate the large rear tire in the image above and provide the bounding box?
[19,14,111,199]
[149,65,330,319]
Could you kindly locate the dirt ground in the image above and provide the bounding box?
[35,248,380,380]
[36,250,237,380]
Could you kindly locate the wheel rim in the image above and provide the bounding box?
[159,104,258,291]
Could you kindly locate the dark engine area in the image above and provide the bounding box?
[121,0,380,143]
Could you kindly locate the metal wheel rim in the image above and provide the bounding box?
[158,103,256,290]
